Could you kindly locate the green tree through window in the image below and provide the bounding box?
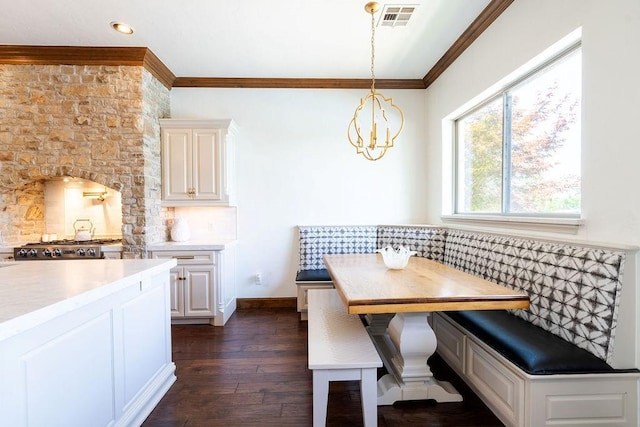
[455,45,581,216]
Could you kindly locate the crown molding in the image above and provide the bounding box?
[422,0,514,88]
[0,1,513,91]
[140,49,176,89]
[0,45,176,89]
[172,77,426,89]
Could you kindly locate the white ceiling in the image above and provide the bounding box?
[0,0,491,79]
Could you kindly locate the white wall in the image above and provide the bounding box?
[424,0,640,244]
[170,88,427,297]
[423,0,640,367]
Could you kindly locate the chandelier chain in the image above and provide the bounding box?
[347,2,404,161]
[370,7,376,93]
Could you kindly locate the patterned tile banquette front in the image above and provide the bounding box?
[443,229,625,363]
[298,226,377,271]
[376,224,447,262]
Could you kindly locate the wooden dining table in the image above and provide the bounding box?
[323,253,530,406]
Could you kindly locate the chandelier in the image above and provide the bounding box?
[348,2,404,161]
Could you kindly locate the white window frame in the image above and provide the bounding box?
[441,28,584,233]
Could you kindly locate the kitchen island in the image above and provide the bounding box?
[0,259,177,427]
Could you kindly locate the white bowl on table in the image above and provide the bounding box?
[377,246,417,269]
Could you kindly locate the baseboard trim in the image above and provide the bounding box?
[237,297,297,309]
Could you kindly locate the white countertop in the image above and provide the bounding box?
[0,258,177,341]
[147,239,236,251]
[1,239,235,254]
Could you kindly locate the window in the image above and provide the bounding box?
[454,44,582,218]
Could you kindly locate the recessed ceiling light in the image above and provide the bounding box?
[110,21,134,35]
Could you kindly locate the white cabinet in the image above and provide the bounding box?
[150,246,236,326]
[0,265,176,427]
[170,264,215,318]
[152,251,215,320]
[160,119,237,206]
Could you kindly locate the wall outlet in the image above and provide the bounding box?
[207,222,214,232]
[255,273,262,285]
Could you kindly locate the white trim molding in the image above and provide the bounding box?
[441,214,584,234]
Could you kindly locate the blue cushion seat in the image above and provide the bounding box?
[295,269,332,282]
[444,310,614,375]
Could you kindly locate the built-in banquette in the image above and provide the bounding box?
[296,225,639,427]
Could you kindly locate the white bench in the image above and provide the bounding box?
[307,289,382,427]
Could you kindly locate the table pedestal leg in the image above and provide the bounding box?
[365,313,394,335]
[368,312,462,406]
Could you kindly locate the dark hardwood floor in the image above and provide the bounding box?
[143,308,504,427]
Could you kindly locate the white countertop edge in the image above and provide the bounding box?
[147,239,236,251]
[0,259,177,341]
[2,240,236,254]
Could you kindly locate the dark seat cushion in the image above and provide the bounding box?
[443,310,614,375]
[295,269,332,282]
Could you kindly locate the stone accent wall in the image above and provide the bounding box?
[139,70,172,252]
[0,64,170,255]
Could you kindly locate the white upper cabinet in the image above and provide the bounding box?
[160,119,237,206]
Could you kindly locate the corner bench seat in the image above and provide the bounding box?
[297,224,640,426]
[295,269,334,320]
[433,311,639,426]
[295,225,379,319]
[444,310,616,375]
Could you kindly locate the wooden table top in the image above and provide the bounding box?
[323,254,530,315]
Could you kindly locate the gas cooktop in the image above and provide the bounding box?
[14,239,122,260]
[20,238,123,247]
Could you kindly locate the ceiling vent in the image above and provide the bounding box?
[377,4,418,27]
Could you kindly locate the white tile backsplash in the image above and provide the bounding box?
[44,179,123,239]
[170,206,238,241]
[44,179,237,243]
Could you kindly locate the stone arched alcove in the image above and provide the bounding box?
[0,63,170,255]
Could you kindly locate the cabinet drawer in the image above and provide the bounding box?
[151,251,216,265]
